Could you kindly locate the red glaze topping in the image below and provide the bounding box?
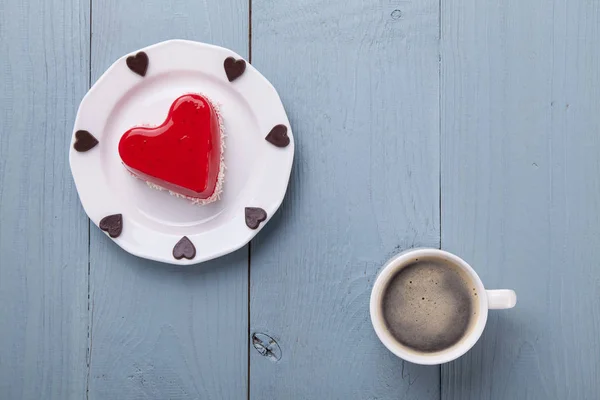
[118,94,222,199]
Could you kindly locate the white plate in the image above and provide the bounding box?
[69,40,294,265]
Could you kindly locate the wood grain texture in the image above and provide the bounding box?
[0,0,90,398]
[87,1,249,399]
[441,0,600,398]
[250,0,441,398]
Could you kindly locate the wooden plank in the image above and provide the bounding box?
[441,0,600,398]
[0,0,90,398]
[87,1,249,399]
[250,0,441,398]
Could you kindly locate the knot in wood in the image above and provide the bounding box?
[252,332,282,362]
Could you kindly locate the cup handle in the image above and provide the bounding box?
[486,289,517,309]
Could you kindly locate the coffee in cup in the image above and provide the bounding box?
[381,258,478,353]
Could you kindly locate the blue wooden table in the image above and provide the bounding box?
[1,0,599,398]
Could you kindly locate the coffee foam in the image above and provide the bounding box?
[381,259,478,353]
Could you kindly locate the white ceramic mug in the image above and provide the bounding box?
[370,248,516,365]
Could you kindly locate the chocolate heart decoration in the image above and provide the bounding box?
[265,125,290,148]
[173,236,196,260]
[73,130,99,152]
[99,214,123,238]
[126,52,149,77]
[224,57,246,82]
[245,207,267,230]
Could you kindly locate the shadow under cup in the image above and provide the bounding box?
[370,249,489,365]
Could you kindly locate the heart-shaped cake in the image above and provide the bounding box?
[118,94,224,204]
